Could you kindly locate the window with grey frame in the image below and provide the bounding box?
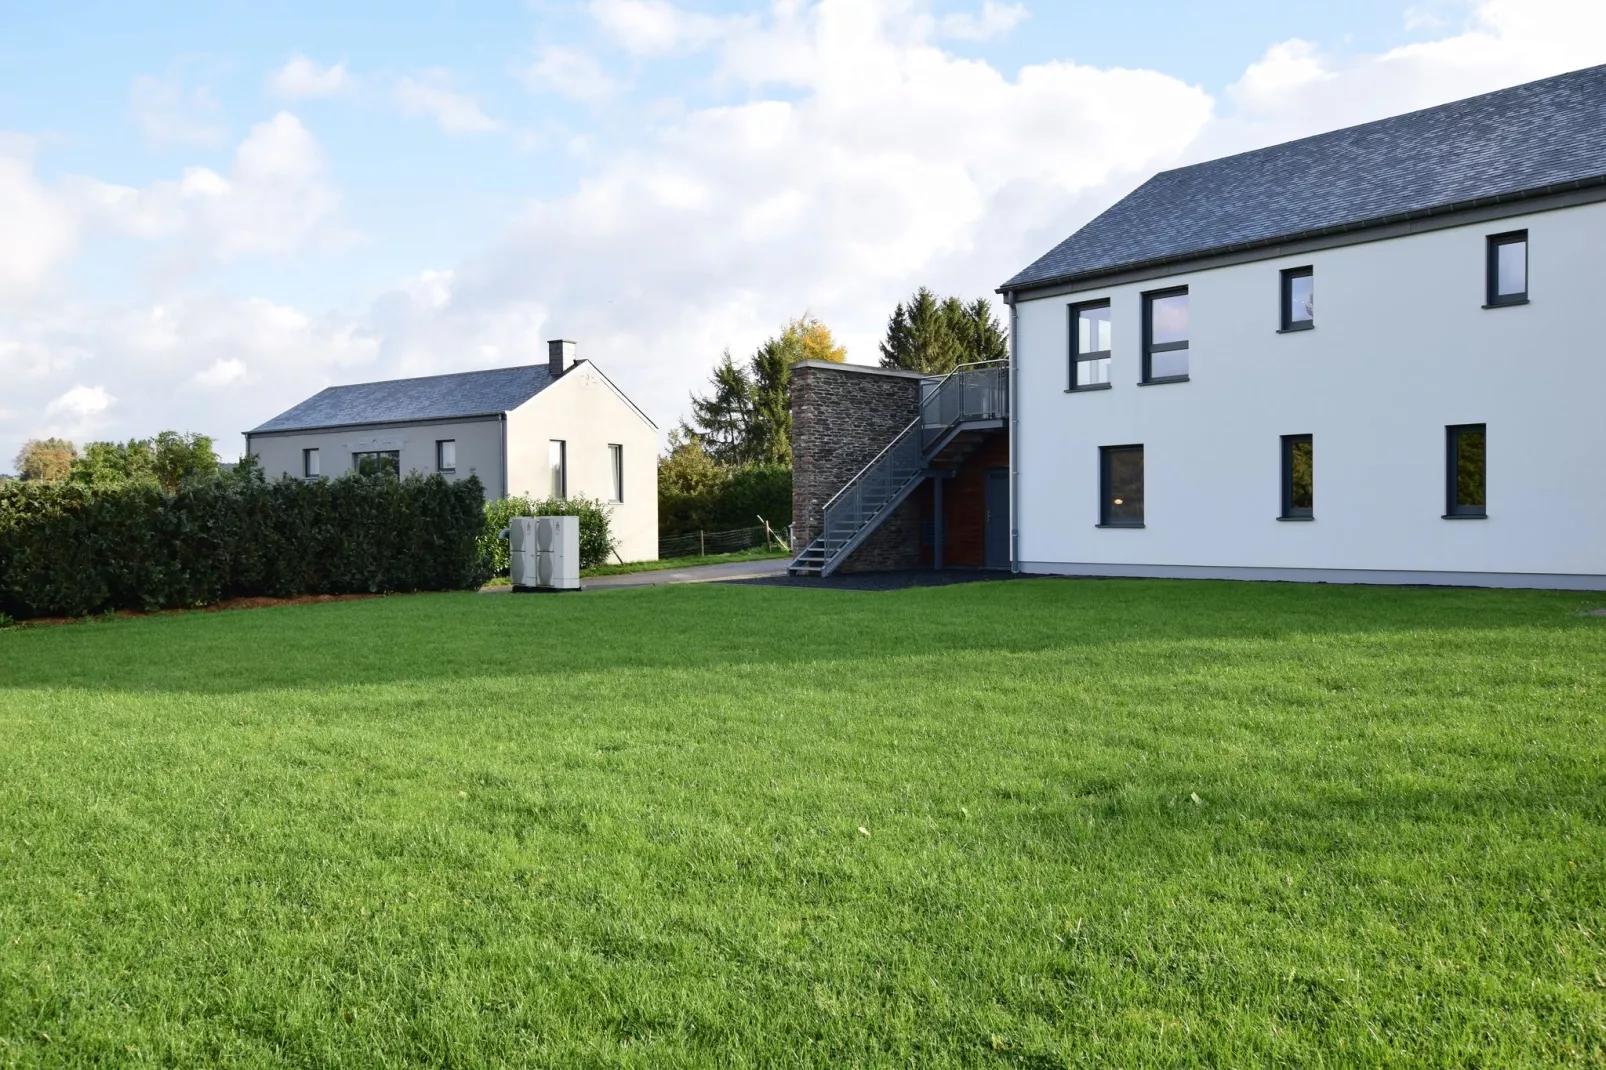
[436,439,456,473]
[1069,300,1112,390]
[1099,445,1144,527]
[1485,231,1527,306]
[353,450,400,478]
[1445,424,1486,518]
[1142,287,1189,382]
[303,448,320,479]
[1280,434,1313,519]
[1280,267,1314,331]
[549,439,567,499]
[607,443,623,502]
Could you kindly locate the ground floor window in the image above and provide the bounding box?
[353,450,400,478]
[303,448,320,479]
[608,444,623,502]
[1099,445,1144,527]
[1281,434,1313,518]
[437,439,456,473]
[1446,424,1486,517]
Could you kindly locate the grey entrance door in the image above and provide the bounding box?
[984,468,1010,569]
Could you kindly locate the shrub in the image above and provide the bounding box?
[659,462,791,537]
[481,496,618,574]
[0,472,492,621]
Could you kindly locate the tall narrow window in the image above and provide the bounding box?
[1281,267,1314,331]
[1281,435,1314,519]
[1099,445,1144,527]
[1142,288,1189,382]
[1486,231,1527,306]
[608,444,623,502]
[1070,300,1112,389]
[1446,424,1487,518]
[303,448,320,479]
[437,439,457,473]
[549,439,567,499]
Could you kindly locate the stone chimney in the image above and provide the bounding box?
[548,339,577,376]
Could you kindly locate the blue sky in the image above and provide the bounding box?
[0,0,1600,465]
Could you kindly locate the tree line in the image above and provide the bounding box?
[9,433,220,491]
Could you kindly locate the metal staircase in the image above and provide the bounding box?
[789,361,1007,577]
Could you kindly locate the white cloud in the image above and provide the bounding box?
[937,2,1027,42]
[395,70,504,134]
[130,69,227,146]
[517,46,620,101]
[588,0,747,55]
[0,143,80,298]
[72,111,347,262]
[268,55,353,99]
[8,0,1606,468]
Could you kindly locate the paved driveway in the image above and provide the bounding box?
[483,557,790,594]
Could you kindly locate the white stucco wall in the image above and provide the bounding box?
[246,417,506,498]
[1013,199,1606,588]
[506,362,659,562]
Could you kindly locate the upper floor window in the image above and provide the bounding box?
[1445,424,1486,518]
[437,439,457,473]
[1486,231,1527,306]
[1069,300,1112,390]
[1142,288,1189,383]
[608,444,624,502]
[549,439,567,499]
[303,448,320,479]
[1281,267,1314,331]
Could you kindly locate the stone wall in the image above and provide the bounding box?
[791,361,924,572]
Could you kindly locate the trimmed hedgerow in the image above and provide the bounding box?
[0,466,492,620]
[481,495,618,575]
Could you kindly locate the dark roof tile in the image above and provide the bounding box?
[1003,64,1606,293]
[251,364,555,433]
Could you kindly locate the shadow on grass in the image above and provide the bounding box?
[0,577,1597,696]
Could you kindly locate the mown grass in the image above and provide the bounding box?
[0,578,1603,1067]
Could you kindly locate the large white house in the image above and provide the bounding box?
[245,341,659,562]
[996,65,1606,591]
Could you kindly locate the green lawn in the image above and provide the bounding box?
[1,579,1603,1067]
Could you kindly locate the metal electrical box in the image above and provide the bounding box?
[510,515,580,591]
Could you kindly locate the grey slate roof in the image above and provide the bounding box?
[250,364,555,434]
[1002,64,1606,293]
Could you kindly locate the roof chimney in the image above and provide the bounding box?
[548,339,577,376]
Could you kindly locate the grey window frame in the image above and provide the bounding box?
[607,443,623,502]
[352,450,401,478]
[1445,424,1487,519]
[436,439,456,474]
[1098,444,1145,528]
[549,439,567,499]
[1067,299,1113,392]
[1485,231,1528,307]
[1280,434,1314,519]
[1141,286,1189,384]
[1280,267,1314,332]
[303,447,320,479]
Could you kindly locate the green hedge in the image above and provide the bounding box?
[660,463,791,537]
[481,495,618,574]
[0,471,492,620]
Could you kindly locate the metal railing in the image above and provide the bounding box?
[800,359,1009,573]
[919,360,1009,451]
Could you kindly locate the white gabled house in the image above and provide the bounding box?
[997,65,1606,591]
[245,341,660,562]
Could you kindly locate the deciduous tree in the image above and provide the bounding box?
[14,438,77,482]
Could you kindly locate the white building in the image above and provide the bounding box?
[245,341,659,562]
[999,65,1606,591]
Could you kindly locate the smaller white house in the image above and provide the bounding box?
[245,341,659,562]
